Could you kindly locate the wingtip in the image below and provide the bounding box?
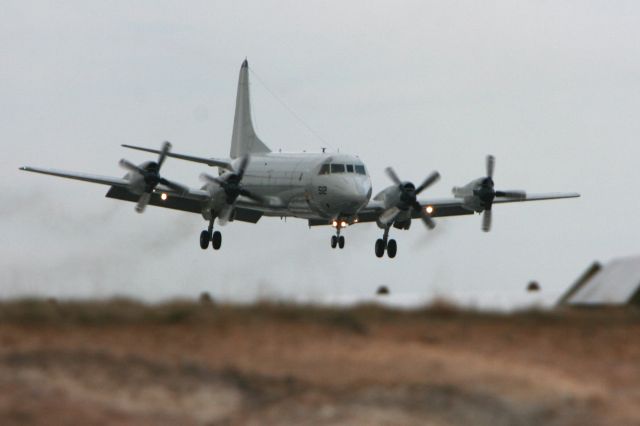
[242,58,248,68]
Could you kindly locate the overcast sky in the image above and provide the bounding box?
[2,1,639,308]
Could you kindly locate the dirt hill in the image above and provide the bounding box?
[0,299,638,425]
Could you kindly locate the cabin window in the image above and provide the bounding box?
[318,164,330,175]
[346,164,354,173]
[355,165,366,175]
[330,164,345,173]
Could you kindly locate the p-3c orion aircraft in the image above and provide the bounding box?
[21,60,579,258]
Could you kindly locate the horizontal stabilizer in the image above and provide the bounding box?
[121,145,233,170]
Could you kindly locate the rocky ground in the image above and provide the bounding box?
[0,299,639,425]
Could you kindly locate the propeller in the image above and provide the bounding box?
[381,167,440,229]
[119,141,188,213]
[474,155,526,232]
[200,155,265,221]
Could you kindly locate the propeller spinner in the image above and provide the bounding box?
[380,167,440,229]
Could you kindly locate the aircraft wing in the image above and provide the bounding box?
[413,192,580,218]
[105,187,264,223]
[349,192,580,224]
[121,144,233,170]
[20,166,131,188]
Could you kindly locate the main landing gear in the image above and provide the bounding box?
[330,223,345,249]
[200,213,222,250]
[375,226,397,258]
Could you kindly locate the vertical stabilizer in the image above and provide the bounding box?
[230,60,271,158]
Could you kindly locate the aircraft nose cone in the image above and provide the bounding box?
[332,177,371,213]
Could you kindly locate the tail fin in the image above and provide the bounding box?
[230,60,271,158]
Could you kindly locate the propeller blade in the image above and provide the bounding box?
[415,171,441,195]
[486,155,495,178]
[218,205,234,226]
[158,177,188,194]
[135,192,151,213]
[235,155,250,180]
[379,206,401,225]
[411,201,436,230]
[157,141,172,168]
[199,173,225,186]
[495,190,526,199]
[482,208,492,232]
[119,159,145,175]
[385,167,402,186]
[420,212,436,230]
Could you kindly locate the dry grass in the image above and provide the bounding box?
[0,298,639,425]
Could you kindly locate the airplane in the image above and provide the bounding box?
[20,60,579,258]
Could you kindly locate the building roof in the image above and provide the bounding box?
[560,256,640,306]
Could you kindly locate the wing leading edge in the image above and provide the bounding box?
[20,166,130,188]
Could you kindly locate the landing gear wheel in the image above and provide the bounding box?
[338,236,345,249]
[331,235,338,249]
[387,239,397,258]
[200,230,210,249]
[375,239,386,258]
[212,231,222,250]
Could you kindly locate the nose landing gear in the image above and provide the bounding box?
[200,211,222,251]
[331,223,346,249]
[375,226,397,258]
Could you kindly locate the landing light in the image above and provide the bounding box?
[161,193,168,201]
[341,221,347,228]
[425,205,434,214]
[332,220,338,227]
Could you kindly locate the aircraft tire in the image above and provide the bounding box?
[331,235,338,249]
[212,231,222,250]
[375,239,385,258]
[200,230,210,249]
[338,236,345,249]
[387,239,397,258]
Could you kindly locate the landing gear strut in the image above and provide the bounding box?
[375,226,397,258]
[200,211,222,251]
[331,223,345,249]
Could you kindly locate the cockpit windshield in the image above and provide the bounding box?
[330,164,345,173]
[318,162,367,175]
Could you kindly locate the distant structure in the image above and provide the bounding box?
[199,292,215,305]
[558,256,640,307]
[527,281,541,292]
[376,286,390,296]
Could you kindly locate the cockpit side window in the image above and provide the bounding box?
[355,165,366,175]
[346,164,354,173]
[318,163,330,175]
[330,164,345,173]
